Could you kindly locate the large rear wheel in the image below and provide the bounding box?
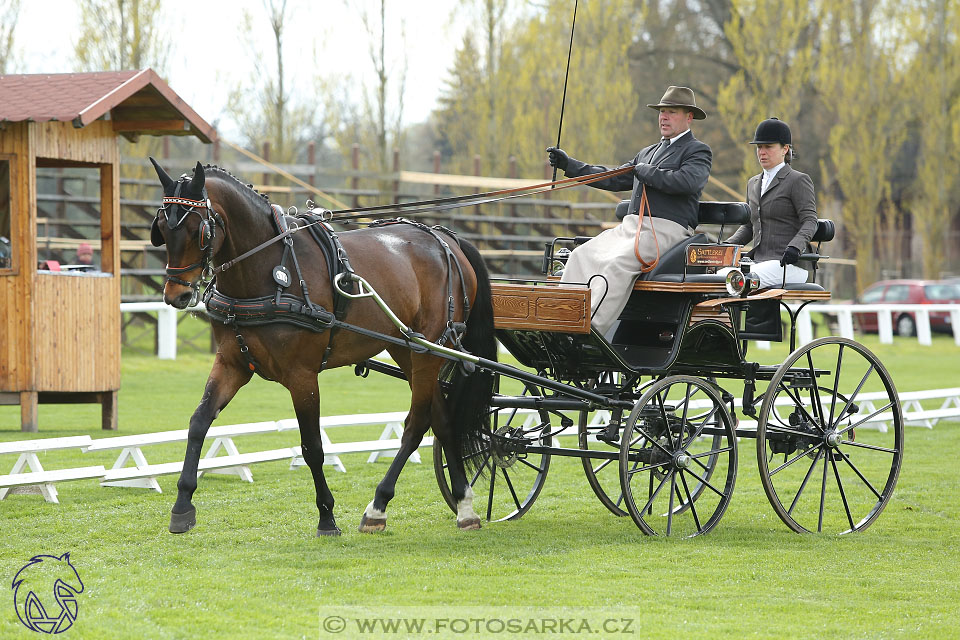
[756,337,903,534]
[434,381,551,522]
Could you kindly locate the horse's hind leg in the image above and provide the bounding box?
[359,362,437,533]
[432,398,482,530]
[170,355,252,533]
[290,376,340,536]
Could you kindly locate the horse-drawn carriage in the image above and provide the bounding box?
[425,200,903,537]
[149,160,903,538]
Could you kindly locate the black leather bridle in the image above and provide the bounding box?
[151,177,224,304]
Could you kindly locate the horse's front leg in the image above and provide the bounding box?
[169,355,252,533]
[290,376,341,536]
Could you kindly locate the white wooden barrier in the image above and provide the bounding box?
[794,303,960,347]
[0,436,103,503]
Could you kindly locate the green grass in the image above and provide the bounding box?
[1,334,959,639]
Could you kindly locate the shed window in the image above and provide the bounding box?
[35,165,101,272]
[0,158,10,270]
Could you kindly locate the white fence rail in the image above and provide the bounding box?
[121,301,960,360]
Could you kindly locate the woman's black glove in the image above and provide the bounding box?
[546,147,570,170]
[780,246,801,266]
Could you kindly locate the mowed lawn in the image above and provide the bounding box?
[1,330,959,639]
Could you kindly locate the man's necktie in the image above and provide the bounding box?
[650,139,669,163]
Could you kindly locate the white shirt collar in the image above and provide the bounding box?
[663,128,691,145]
[763,162,786,183]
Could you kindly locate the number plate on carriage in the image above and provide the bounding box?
[685,244,741,268]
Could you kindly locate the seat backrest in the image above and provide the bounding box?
[812,219,835,243]
[697,201,750,226]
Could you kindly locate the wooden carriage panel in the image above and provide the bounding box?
[33,274,120,391]
[491,282,590,333]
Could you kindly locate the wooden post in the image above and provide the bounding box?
[101,390,118,431]
[307,141,316,187]
[20,391,38,433]
[433,150,441,195]
[213,140,220,164]
[392,148,400,205]
[509,155,518,218]
[162,136,170,159]
[351,143,360,208]
[262,141,271,188]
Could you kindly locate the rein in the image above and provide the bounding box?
[326,165,633,222]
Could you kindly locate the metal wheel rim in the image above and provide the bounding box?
[756,337,904,534]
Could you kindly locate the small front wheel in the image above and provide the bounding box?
[619,376,738,537]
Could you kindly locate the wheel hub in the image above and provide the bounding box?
[674,452,692,469]
[824,431,842,448]
[491,426,522,469]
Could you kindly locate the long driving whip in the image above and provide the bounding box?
[551,0,579,187]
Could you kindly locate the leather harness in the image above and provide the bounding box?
[201,207,471,378]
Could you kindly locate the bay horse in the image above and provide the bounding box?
[148,159,496,536]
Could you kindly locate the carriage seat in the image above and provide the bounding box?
[614,199,750,225]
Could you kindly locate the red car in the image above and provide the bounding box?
[854,280,960,336]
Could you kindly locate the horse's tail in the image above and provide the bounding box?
[447,239,497,476]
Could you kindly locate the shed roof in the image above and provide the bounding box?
[0,69,216,143]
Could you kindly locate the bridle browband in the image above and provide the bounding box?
[153,177,225,305]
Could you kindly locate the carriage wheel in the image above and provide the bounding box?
[756,337,903,534]
[619,376,738,537]
[579,409,628,517]
[434,383,551,522]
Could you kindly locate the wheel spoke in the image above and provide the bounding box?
[777,382,821,431]
[656,390,676,450]
[470,453,492,486]
[830,363,875,432]
[592,457,614,474]
[828,344,845,428]
[501,468,523,512]
[830,451,855,531]
[682,467,726,498]
[835,449,883,500]
[689,445,734,460]
[685,405,721,444]
[805,349,827,429]
[770,443,825,476]
[666,472,677,535]
[678,383,692,450]
[766,424,825,440]
[639,469,672,518]
[788,448,824,516]
[679,471,702,532]
[486,465,497,521]
[837,401,895,436]
[840,440,898,454]
[818,449,829,533]
[517,456,546,474]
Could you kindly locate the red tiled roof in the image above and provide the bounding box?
[0,69,216,142]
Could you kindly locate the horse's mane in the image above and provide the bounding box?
[201,164,273,216]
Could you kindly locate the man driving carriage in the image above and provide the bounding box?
[546,85,712,335]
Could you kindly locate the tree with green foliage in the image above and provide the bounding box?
[225,0,323,164]
[74,0,170,72]
[817,0,909,293]
[436,1,636,177]
[716,0,818,182]
[904,0,960,279]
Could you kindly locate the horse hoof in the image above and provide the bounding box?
[169,507,197,534]
[358,514,387,533]
[457,517,482,530]
[316,526,342,537]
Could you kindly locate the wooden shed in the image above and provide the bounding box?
[0,70,215,432]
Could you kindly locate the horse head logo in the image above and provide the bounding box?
[11,553,84,634]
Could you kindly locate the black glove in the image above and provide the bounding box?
[780,246,800,266]
[546,146,569,170]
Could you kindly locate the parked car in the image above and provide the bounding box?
[854,280,960,336]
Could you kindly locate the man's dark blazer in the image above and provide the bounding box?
[726,163,818,262]
[562,130,712,230]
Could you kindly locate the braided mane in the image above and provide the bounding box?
[201,164,273,215]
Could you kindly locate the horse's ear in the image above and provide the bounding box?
[149,157,174,190]
[191,161,205,192]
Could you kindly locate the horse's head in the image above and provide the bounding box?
[149,157,224,309]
